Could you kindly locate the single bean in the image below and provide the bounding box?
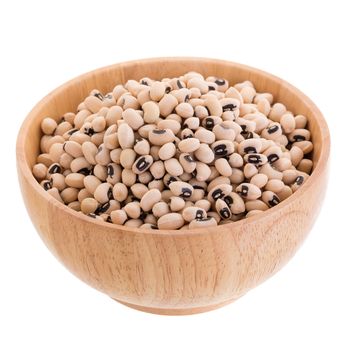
[157,213,184,230]
[236,183,261,200]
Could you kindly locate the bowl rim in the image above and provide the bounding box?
[16,57,330,235]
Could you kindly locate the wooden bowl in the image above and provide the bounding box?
[16,58,330,315]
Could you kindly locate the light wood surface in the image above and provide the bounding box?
[16,58,330,315]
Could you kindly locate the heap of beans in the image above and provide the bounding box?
[32,72,313,230]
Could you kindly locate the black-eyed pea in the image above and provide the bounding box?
[158,119,181,135]
[144,214,158,225]
[195,199,211,212]
[269,103,287,122]
[78,188,92,202]
[207,184,232,203]
[81,197,99,214]
[175,102,194,118]
[102,200,120,215]
[121,168,137,187]
[178,138,200,153]
[109,149,121,164]
[65,173,85,189]
[90,132,105,147]
[238,138,262,155]
[244,153,268,166]
[157,213,184,230]
[139,223,157,229]
[221,111,236,121]
[250,173,268,188]
[123,202,141,219]
[263,145,283,164]
[157,93,178,117]
[282,169,299,185]
[228,153,243,168]
[189,188,205,202]
[245,200,269,212]
[207,176,230,193]
[61,187,79,204]
[47,187,64,203]
[112,85,127,101]
[123,219,142,227]
[215,199,231,219]
[133,138,150,156]
[118,93,140,110]
[293,140,313,154]
[149,129,175,146]
[207,76,229,92]
[131,155,153,175]
[164,158,183,177]
[262,191,280,207]
[105,106,123,126]
[187,77,208,94]
[68,201,80,211]
[41,117,57,135]
[110,209,127,225]
[244,113,269,133]
[106,163,122,185]
[294,114,308,129]
[195,162,211,182]
[265,179,284,193]
[220,98,240,112]
[189,217,217,229]
[211,140,235,157]
[117,123,135,150]
[49,173,66,191]
[152,202,170,218]
[63,112,75,125]
[257,98,271,116]
[168,181,193,199]
[214,158,232,177]
[194,105,209,119]
[42,135,65,154]
[236,183,261,200]
[119,149,136,169]
[277,185,293,201]
[137,88,151,106]
[137,171,152,185]
[244,163,258,178]
[69,132,90,145]
[261,122,283,140]
[55,121,73,136]
[224,86,243,104]
[47,162,62,175]
[183,117,200,130]
[95,144,111,166]
[158,142,176,161]
[182,206,207,222]
[291,173,309,192]
[84,95,103,114]
[288,128,311,142]
[192,143,214,164]
[111,183,127,202]
[62,169,72,177]
[204,94,222,116]
[139,188,161,212]
[280,113,296,133]
[213,122,236,141]
[81,141,98,165]
[32,163,48,180]
[229,169,245,184]
[121,108,144,130]
[178,153,196,173]
[201,116,222,130]
[259,163,283,180]
[37,153,53,167]
[150,81,166,101]
[149,145,160,161]
[297,159,313,174]
[48,143,64,163]
[149,160,165,180]
[207,166,220,182]
[93,164,107,181]
[189,87,202,98]
[240,86,256,103]
[93,183,113,204]
[169,196,186,212]
[236,116,257,133]
[73,109,91,129]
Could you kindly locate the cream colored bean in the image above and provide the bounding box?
[65,173,85,189]
[133,138,150,155]
[81,197,99,214]
[41,117,57,135]
[50,173,66,191]
[148,129,175,146]
[211,140,235,157]
[81,141,98,165]
[117,123,134,149]
[124,202,141,219]
[78,188,92,202]
[158,213,184,230]
[244,163,258,178]
[47,187,64,203]
[169,181,193,199]
[182,206,207,222]
[269,103,286,122]
[245,200,269,211]
[294,114,308,129]
[164,158,183,177]
[95,144,111,166]
[236,183,261,200]
[32,163,47,180]
[297,159,313,174]
[229,169,245,184]
[265,179,284,193]
[195,162,211,182]
[61,187,79,204]
[158,119,181,135]
[132,155,154,174]
[194,199,211,212]
[262,191,280,207]
[169,196,185,211]
[158,142,176,160]
[121,168,137,187]
[158,93,178,117]
[152,202,170,218]
[293,141,313,154]
[215,158,232,177]
[189,217,217,229]
[140,189,162,212]
[238,138,262,155]
[138,171,153,185]
[250,173,268,188]
[194,143,215,164]
[178,138,200,153]
[150,81,166,101]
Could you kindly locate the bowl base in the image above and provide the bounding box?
[113,297,240,315]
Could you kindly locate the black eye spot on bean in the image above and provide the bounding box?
[184,94,190,103]
[224,195,233,206]
[177,80,184,89]
[195,210,204,219]
[106,215,112,223]
[152,129,166,134]
[238,185,249,197]
[204,118,214,130]
[295,176,304,185]
[78,167,91,176]
[151,224,158,229]
[192,169,197,177]
[182,123,188,129]
[141,80,149,86]
[184,155,195,163]
[214,144,227,156]
[94,92,104,101]
[212,188,224,200]
[240,125,247,133]
[107,187,113,200]
[244,146,257,154]
[84,127,94,136]
[247,155,261,164]
[268,195,280,207]
[165,86,171,94]
[267,125,279,134]
[97,146,103,153]
[208,85,215,91]
[43,180,52,191]
[107,165,114,177]
[193,184,204,190]
[167,176,178,185]
[293,135,306,142]
[88,213,97,218]
[104,93,113,100]
[136,157,149,172]
[268,154,279,163]
[222,104,237,112]
[181,188,192,198]
[68,128,78,135]
[215,79,226,86]
[96,201,110,214]
[242,131,253,139]
[139,211,148,220]
[48,163,61,174]
[220,208,231,219]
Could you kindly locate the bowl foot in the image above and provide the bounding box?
[112,297,239,315]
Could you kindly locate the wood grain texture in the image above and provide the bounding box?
[16,58,330,315]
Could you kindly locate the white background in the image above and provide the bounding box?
[1,1,349,349]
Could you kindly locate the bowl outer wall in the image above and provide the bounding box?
[16,57,330,311]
